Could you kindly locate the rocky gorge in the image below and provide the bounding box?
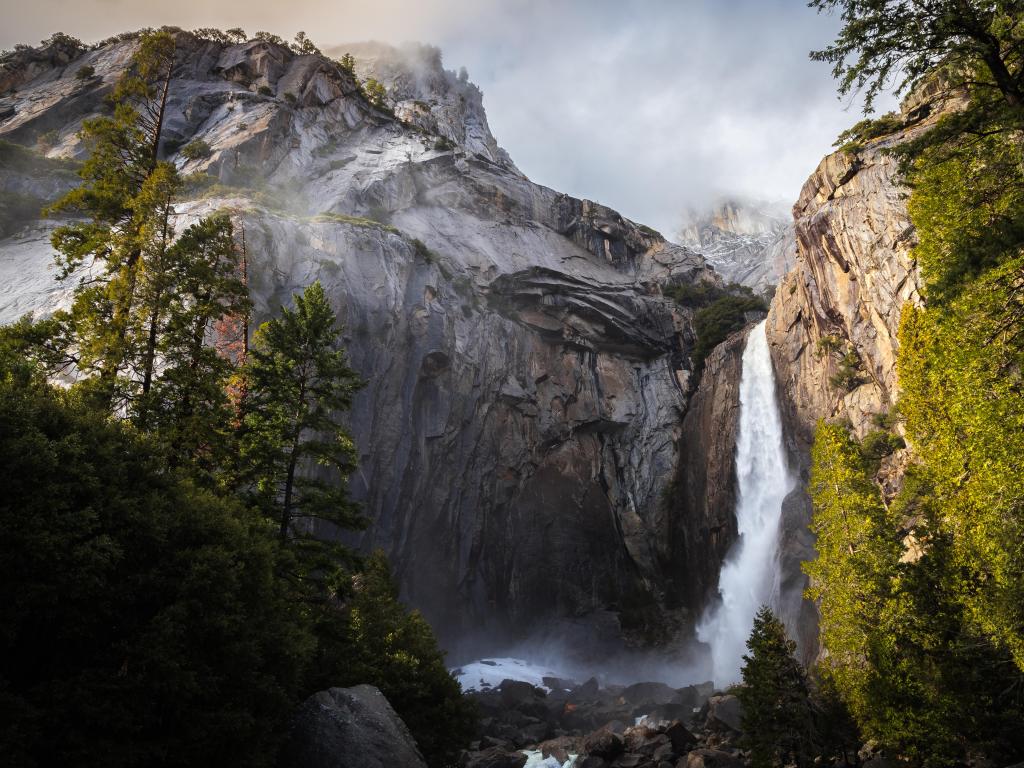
[0,26,935,678]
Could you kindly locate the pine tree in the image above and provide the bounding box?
[239,281,364,554]
[739,606,814,768]
[145,214,250,475]
[45,30,178,411]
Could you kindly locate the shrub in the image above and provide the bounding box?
[36,130,58,150]
[283,92,297,106]
[74,64,95,80]
[253,31,286,47]
[180,139,213,161]
[257,85,273,96]
[410,238,436,263]
[433,136,454,151]
[860,429,905,464]
[829,348,864,391]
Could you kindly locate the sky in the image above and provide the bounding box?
[0,0,894,235]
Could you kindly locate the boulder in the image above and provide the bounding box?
[621,682,678,706]
[683,749,745,768]
[704,695,743,733]
[665,722,696,754]
[278,685,426,768]
[581,728,625,759]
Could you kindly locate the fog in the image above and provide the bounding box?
[0,0,898,234]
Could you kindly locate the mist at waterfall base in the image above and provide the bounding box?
[696,321,792,687]
[453,322,791,693]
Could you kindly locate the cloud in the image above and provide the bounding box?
[0,0,895,234]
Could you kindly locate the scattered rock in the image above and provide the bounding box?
[582,729,625,759]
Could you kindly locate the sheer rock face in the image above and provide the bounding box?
[667,328,748,613]
[762,94,957,657]
[766,139,922,448]
[0,32,721,651]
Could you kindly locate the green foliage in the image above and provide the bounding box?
[363,77,388,110]
[338,52,356,74]
[433,135,454,151]
[74,64,95,80]
[906,133,1024,303]
[240,281,364,553]
[337,551,478,768]
[828,347,864,391]
[291,31,320,56]
[810,1,1024,116]
[258,84,274,96]
[410,237,437,263]
[806,421,1024,766]
[859,429,904,465]
[180,138,212,160]
[0,138,78,175]
[0,365,314,768]
[225,28,247,43]
[283,91,297,106]
[738,607,814,768]
[834,111,905,152]
[665,280,767,375]
[254,31,286,47]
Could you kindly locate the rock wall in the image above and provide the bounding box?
[0,30,723,654]
[665,328,748,613]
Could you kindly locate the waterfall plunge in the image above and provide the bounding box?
[696,319,792,687]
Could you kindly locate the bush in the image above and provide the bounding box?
[433,136,454,151]
[283,92,297,106]
[829,348,864,391]
[691,292,767,376]
[180,139,212,161]
[860,429,905,463]
[332,551,478,768]
[0,369,314,768]
[257,84,273,96]
[74,64,95,80]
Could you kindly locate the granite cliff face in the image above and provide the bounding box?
[678,200,796,293]
[0,31,722,653]
[760,89,964,657]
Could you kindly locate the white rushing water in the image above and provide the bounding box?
[696,320,792,686]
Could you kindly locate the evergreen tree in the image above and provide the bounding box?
[0,356,314,768]
[45,30,178,411]
[240,281,364,554]
[339,551,478,768]
[739,606,814,768]
[810,1,1024,117]
[145,214,250,474]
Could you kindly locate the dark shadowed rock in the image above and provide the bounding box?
[582,728,625,759]
[704,695,743,733]
[665,722,697,754]
[684,748,745,768]
[278,685,426,768]
[622,681,678,706]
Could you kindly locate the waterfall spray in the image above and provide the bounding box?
[697,320,791,687]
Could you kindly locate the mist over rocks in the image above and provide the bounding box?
[677,199,796,294]
[0,28,733,656]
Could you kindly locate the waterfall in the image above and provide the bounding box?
[696,319,792,687]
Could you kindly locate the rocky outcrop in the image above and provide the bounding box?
[0,30,721,652]
[665,328,748,612]
[278,685,427,768]
[678,199,796,293]
[762,85,963,658]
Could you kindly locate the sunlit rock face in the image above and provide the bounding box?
[762,88,962,660]
[677,199,796,293]
[0,31,722,652]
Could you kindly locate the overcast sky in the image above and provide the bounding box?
[0,0,893,235]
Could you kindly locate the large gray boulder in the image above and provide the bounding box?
[278,685,426,768]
